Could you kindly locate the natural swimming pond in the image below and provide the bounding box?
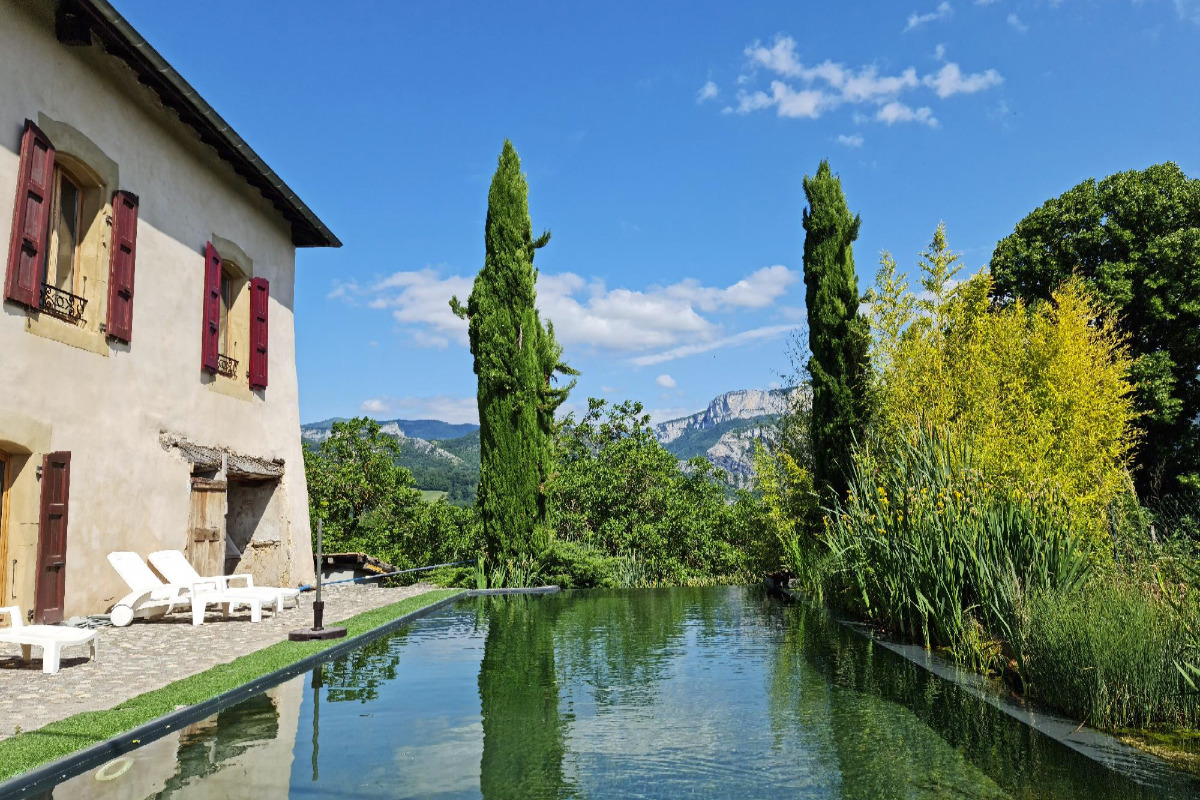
[27,587,1200,799]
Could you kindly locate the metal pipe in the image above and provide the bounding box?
[298,559,476,592]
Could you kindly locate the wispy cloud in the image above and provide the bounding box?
[923,62,1003,97]
[696,80,719,103]
[357,395,479,424]
[1007,13,1029,32]
[876,101,939,127]
[905,2,953,32]
[836,133,865,147]
[338,264,801,364]
[631,324,801,367]
[655,374,677,388]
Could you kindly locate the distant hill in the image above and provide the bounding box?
[301,418,481,506]
[300,389,793,501]
[654,389,798,489]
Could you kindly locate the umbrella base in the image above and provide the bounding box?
[289,626,347,641]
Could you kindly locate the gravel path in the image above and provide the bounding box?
[0,583,439,739]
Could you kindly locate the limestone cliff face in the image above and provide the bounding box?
[703,424,779,489]
[654,389,793,444]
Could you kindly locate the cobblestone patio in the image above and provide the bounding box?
[0,583,439,739]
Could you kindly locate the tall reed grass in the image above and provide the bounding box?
[820,425,1092,677]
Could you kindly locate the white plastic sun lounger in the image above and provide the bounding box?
[0,606,97,674]
[148,550,300,614]
[109,551,262,626]
[108,551,192,627]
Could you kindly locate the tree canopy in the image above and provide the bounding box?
[990,162,1200,497]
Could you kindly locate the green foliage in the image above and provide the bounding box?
[548,398,767,586]
[752,441,818,580]
[450,140,575,565]
[802,159,870,500]
[1024,577,1200,729]
[990,162,1200,499]
[304,417,481,570]
[820,425,1093,676]
[867,227,1138,548]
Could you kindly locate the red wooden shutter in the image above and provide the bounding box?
[5,120,56,308]
[35,451,71,625]
[249,277,269,389]
[105,190,139,342]
[201,242,221,372]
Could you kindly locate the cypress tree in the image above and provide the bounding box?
[802,160,869,500]
[451,140,575,566]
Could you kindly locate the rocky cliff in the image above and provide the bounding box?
[654,389,793,444]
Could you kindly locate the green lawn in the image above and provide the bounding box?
[0,588,462,783]
[419,489,449,502]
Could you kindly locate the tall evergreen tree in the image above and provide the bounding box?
[802,160,869,500]
[451,140,575,565]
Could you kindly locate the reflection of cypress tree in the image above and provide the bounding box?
[479,596,572,800]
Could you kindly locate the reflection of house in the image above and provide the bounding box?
[46,676,304,799]
[0,0,338,622]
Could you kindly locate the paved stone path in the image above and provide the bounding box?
[0,583,440,739]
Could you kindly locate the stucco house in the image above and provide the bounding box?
[0,0,339,623]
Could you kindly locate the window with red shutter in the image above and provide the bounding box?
[5,120,56,308]
[105,190,139,342]
[249,277,269,389]
[201,242,222,372]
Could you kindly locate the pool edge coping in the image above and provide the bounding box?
[0,589,468,800]
[774,585,1199,790]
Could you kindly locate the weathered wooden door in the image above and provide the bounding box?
[187,477,227,577]
[35,451,70,624]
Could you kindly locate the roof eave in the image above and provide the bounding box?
[65,0,341,248]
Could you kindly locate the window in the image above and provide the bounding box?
[219,266,235,359]
[46,167,83,296]
[6,119,139,352]
[217,263,246,378]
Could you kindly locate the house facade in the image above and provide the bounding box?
[0,0,338,623]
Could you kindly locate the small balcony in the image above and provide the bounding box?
[216,353,239,378]
[40,283,87,322]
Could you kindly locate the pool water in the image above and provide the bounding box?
[38,587,1200,799]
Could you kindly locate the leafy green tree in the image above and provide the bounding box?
[303,417,482,569]
[451,140,575,566]
[990,162,1200,497]
[548,398,764,584]
[802,160,870,501]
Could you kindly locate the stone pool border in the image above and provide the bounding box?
[0,588,489,799]
[776,586,1193,789]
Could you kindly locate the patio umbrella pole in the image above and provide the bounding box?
[290,517,347,641]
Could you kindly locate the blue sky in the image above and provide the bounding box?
[118,0,1200,425]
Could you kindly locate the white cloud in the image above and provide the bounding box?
[696,80,719,103]
[1007,13,1028,32]
[836,133,865,147]
[358,395,479,424]
[360,398,391,414]
[876,101,939,126]
[341,264,801,359]
[922,62,1003,97]
[905,2,953,32]
[631,324,801,367]
[655,374,677,389]
[725,34,998,127]
[975,0,1001,4]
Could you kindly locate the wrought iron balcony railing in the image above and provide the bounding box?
[216,353,239,378]
[40,283,87,322]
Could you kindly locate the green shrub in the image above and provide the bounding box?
[822,424,1092,675]
[1024,578,1200,729]
[540,539,649,589]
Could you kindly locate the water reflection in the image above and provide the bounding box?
[478,595,573,800]
[44,678,303,799]
[36,587,1200,800]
